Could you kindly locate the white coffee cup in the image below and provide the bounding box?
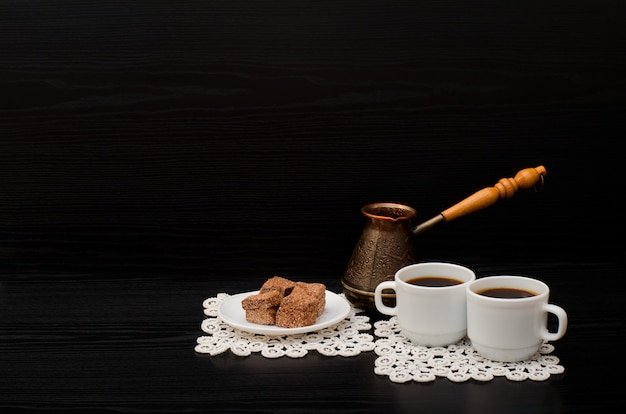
[466,275,568,362]
[374,262,476,347]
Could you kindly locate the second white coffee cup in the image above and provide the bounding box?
[374,262,476,347]
[466,275,568,362]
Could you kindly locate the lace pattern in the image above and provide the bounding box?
[194,293,375,358]
[373,317,564,383]
[195,293,564,382]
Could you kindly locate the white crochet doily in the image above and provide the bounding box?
[373,317,565,383]
[195,293,565,383]
[194,293,375,358]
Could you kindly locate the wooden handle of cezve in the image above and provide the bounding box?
[411,165,547,235]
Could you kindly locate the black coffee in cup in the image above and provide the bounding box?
[477,287,536,299]
[407,276,463,287]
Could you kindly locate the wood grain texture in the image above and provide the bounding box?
[1,0,624,280]
[0,264,623,413]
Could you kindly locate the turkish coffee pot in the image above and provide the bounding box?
[341,165,547,309]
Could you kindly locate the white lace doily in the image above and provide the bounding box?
[194,293,375,358]
[195,293,565,383]
[373,317,565,383]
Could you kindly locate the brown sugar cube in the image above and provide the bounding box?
[275,308,317,328]
[281,284,319,310]
[242,290,281,325]
[275,290,318,328]
[260,276,296,297]
[275,283,326,328]
[295,282,326,316]
[244,307,278,325]
[241,290,282,310]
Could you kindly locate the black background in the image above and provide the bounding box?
[1,1,625,412]
[2,0,623,282]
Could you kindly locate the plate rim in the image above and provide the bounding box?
[217,290,351,335]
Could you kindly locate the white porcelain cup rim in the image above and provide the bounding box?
[395,262,476,287]
[377,263,477,311]
[466,275,550,302]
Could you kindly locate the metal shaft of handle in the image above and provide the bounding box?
[411,214,445,235]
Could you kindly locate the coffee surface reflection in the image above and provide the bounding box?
[406,276,462,287]
[477,287,536,299]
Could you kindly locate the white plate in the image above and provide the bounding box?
[218,290,351,335]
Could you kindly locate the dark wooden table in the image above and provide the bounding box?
[0,260,624,413]
[1,0,625,412]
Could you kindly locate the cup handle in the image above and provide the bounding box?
[541,304,568,341]
[374,281,398,316]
